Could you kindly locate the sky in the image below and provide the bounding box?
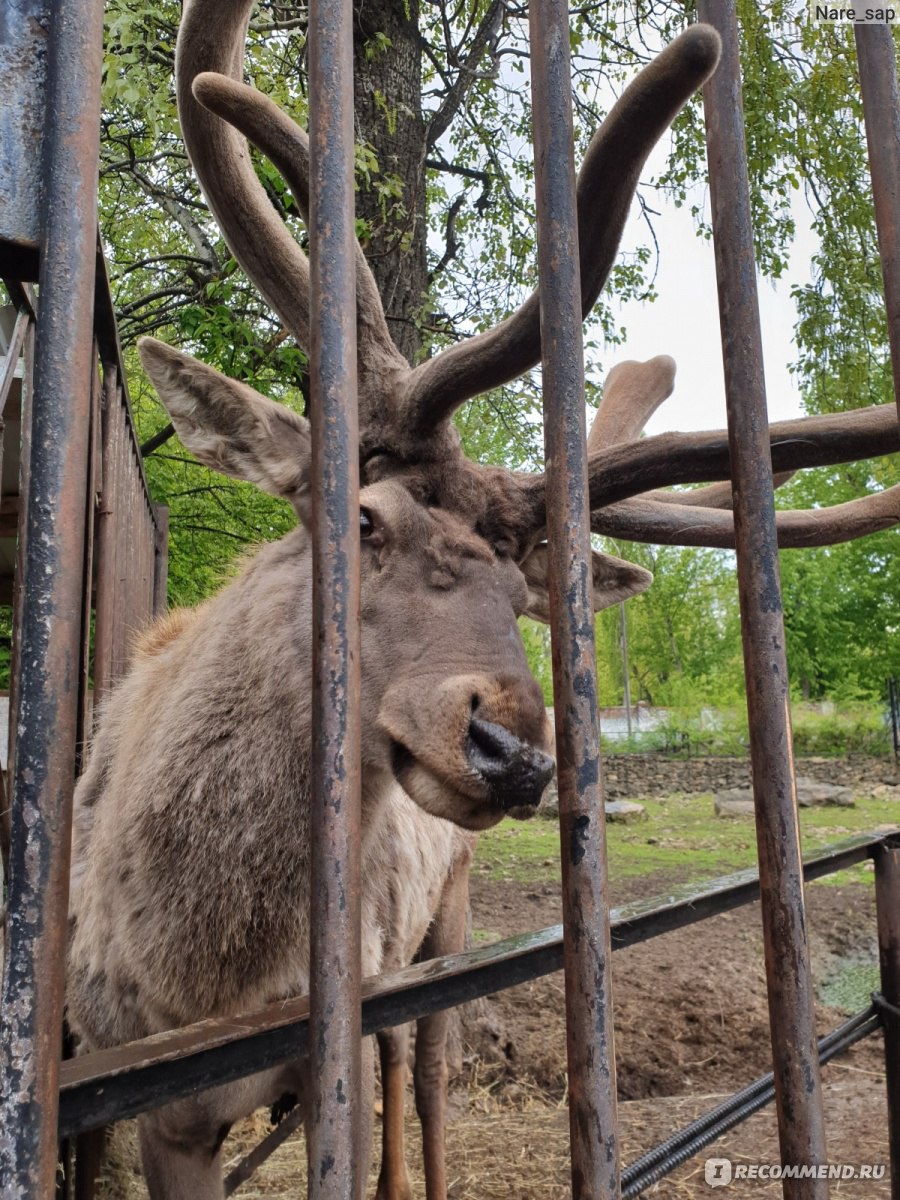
[609,156,819,438]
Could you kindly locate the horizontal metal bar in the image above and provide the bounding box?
[58,830,898,1138]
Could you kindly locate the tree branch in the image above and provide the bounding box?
[426,0,505,150]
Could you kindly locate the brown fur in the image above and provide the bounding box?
[65,8,724,1196]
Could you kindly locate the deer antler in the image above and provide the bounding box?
[176,5,720,455]
[521,400,900,532]
[553,357,900,548]
[176,1,316,348]
[587,355,677,450]
[399,28,721,434]
[188,71,409,446]
[590,485,900,547]
[588,357,795,511]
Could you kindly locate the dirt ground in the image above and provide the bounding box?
[99,860,892,1199]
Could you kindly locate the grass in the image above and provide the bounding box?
[473,787,900,889]
[819,959,882,1013]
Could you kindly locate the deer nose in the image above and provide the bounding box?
[465,717,555,810]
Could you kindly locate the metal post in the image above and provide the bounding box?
[0,0,105,1191]
[153,504,170,615]
[698,2,829,1195]
[874,844,900,1200]
[529,6,620,1197]
[306,0,362,1196]
[620,603,632,739]
[855,23,900,424]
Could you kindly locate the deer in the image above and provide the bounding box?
[64,2,900,1197]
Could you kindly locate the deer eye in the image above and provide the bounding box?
[360,508,375,539]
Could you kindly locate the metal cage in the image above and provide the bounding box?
[0,3,898,1198]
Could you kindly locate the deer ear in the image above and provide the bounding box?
[139,338,312,522]
[519,544,652,624]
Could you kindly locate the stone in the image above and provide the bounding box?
[715,777,856,815]
[714,791,755,818]
[795,776,855,808]
[539,777,559,817]
[605,800,646,823]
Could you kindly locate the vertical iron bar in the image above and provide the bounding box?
[6,316,34,831]
[307,0,362,1197]
[856,23,900,424]
[75,347,99,776]
[874,844,900,1200]
[0,0,105,1191]
[529,7,620,1197]
[92,366,119,709]
[153,504,169,616]
[698,2,829,1194]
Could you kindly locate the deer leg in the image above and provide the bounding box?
[137,1109,229,1200]
[375,1025,413,1200]
[360,1033,376,1200]
[414,854,472,1200]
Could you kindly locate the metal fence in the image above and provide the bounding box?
[0,2,898,1199]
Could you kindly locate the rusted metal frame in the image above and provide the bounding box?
[111,398,129,679]
[92,364,122,700]
[0,0,50,283]
[0,303,33,859]
[56,830,898,1140]
[153,505,169,614]
[306,0,363,1196]
[529,5,620,1197]
[855,23,900,424]
[874,844,900,1199]
[0,307,30,414]
[698,1,829,1192]
[0,0,106,1189]
[75,345,100,775]
[1,278,37,321]
[94,243,159,524]
[223,1104,307,1197]
[125,429,138,652]
[621,1005,883,1198]
[4,317,34,846]
[92,365,120,706]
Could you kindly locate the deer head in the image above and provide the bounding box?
[139,5,900,827]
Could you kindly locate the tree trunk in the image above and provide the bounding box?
[353,0,428,365]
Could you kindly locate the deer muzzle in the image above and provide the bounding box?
[465,717,555,811]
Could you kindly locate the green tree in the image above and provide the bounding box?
[98,0,898,712]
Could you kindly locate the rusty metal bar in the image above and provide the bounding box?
[56,830,899,1141]
[698,2,829,1194]
[92,365,119,707]
[856,22,900,423]
[224,1104,306,1197]
[75,347,100,775]
[0,307,29,413]
[0,0,105,1190]
[529,6,619,1197]
[306,0,362,1196]
[622,1004,882,1198]
[5,314,34,840]
[874,844,900,1199]
[153,504,169,614]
